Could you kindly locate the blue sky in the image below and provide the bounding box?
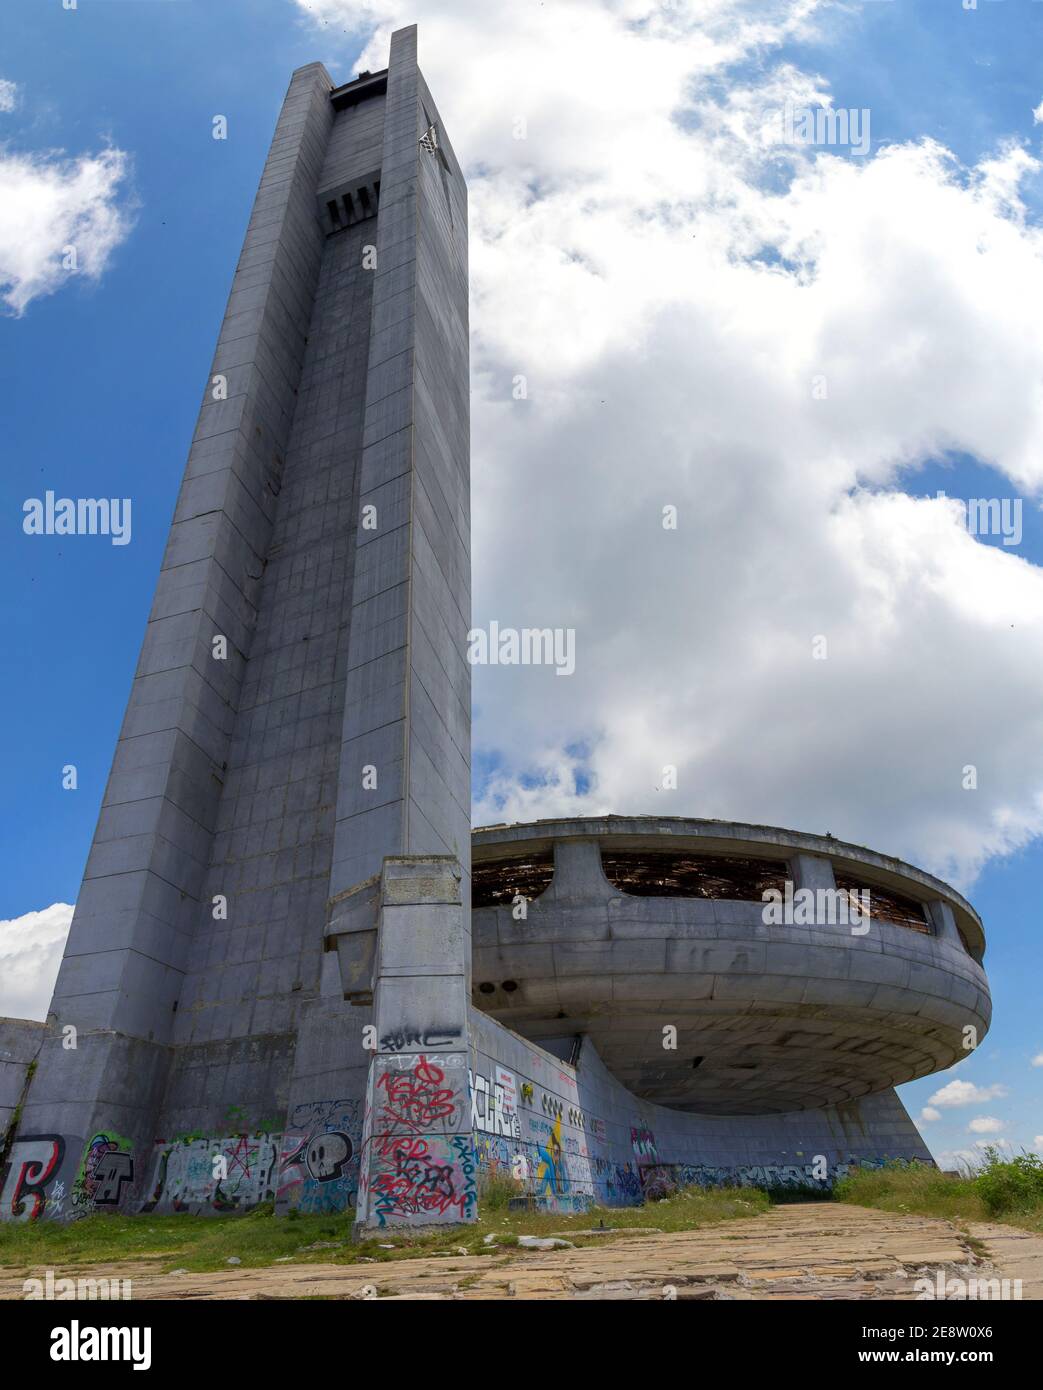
[1,0,1041,1163]
[1,0,359,919]
[779,0,1043,1160]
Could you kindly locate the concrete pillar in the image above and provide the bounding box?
[11,60,337,1186]
[792,853,835,893]
[326,23,471,902]
[928,899,965,949]
[546,839,613,901]
[353,855,477,1233]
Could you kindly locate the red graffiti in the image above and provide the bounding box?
[2,1135,64,1221]
[226,1135,256,1180]
[369,1134,475,1223]
[376,1055,458,1134]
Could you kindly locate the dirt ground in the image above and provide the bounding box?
[3,1203,1041,1300]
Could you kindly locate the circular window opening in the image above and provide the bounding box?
[501,980,519,993]
[478,981,495,994]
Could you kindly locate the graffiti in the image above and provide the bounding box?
[638,1165,677,1201]
[0,1133,137,1223]
[287,1098,361,1133]
[359,1049,476,1225]
[91,1150,133,1204]
[368,1133,477,1227]
[0,1135,66,1222]
[45,1180,67,1218]
[641,1160,889,1193]
[378,1051,464,1069]
[281,1129,352,1184]
[630,1127,658,1162]
[609,1163,643,1205]
[306,1132,353,1180]
[538,1097,600,1137]
[376,1055,465,1136]
[472,1130,595,1213]
[534,1115,568,1199]
[378,1023,462,1052]
[496,1066,518,1119]
[470,1067,521,1139]
[140,1133,279,1213]
[473,1132,513,1172]
[277,1098,362,1215]
[71,1132,133,1215]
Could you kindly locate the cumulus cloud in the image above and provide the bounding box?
[0,79,18,113]
[968,1115,1005,1134]
[1035,1135,1043,1149]
[0,903,73,1020]
[918,1106,942,1124]
[0,146,133,315]
[929,1080,1009,1108]
[973,1141,1013,1160]
[1032,1053,1043,1067]
[296,0,1043,890]
[936,1148,979,1172]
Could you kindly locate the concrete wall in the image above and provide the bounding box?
[326,24,471,900]
[9,1006,920,1224]
[467,1011,931,1211]
[353,857,476,1230]
[16,60,341,1171]
[155,104,384,1139]
[0,1020,44,1147]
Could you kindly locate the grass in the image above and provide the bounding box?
[0,1185,769,1276]
[834,1151,1043,1235]
[11,1155,1041,1281]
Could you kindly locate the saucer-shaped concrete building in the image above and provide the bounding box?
[462,815,988,1198]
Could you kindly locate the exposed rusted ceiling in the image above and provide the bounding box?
[833,873,930,933]
[601,851,789,901]
[472,852,554,908]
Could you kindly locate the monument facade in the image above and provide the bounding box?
[0,27,989,1228]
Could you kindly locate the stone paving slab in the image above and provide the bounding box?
[967,1222,1043,1301]
[1,1205,1039,1301]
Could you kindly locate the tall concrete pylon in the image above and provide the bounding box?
[4,25,474,1229]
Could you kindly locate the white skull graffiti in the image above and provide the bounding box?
[304,1132,353,1181]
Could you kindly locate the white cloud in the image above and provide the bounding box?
[298,0,1043,889]
[1032,1053,1043,1067]
[1033,99,1043,126]
[936,1148,979,1172]
[0,79,18,113]
[0,146,133,315]
[0,903,73,1021]
[918,1106,942,1124]
[1034,1136,1043,1150]
[968,1115,1005,1134]
[929,1080,1009,1108]
[973,1140,1013,1159]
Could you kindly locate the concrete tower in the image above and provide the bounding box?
[2,26,475,1227]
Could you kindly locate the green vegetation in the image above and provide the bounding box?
[834,1151,1043,1233]
[974,1148,1043,1217]
[0,1184,768,1276]
[476,1168,521,1212]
